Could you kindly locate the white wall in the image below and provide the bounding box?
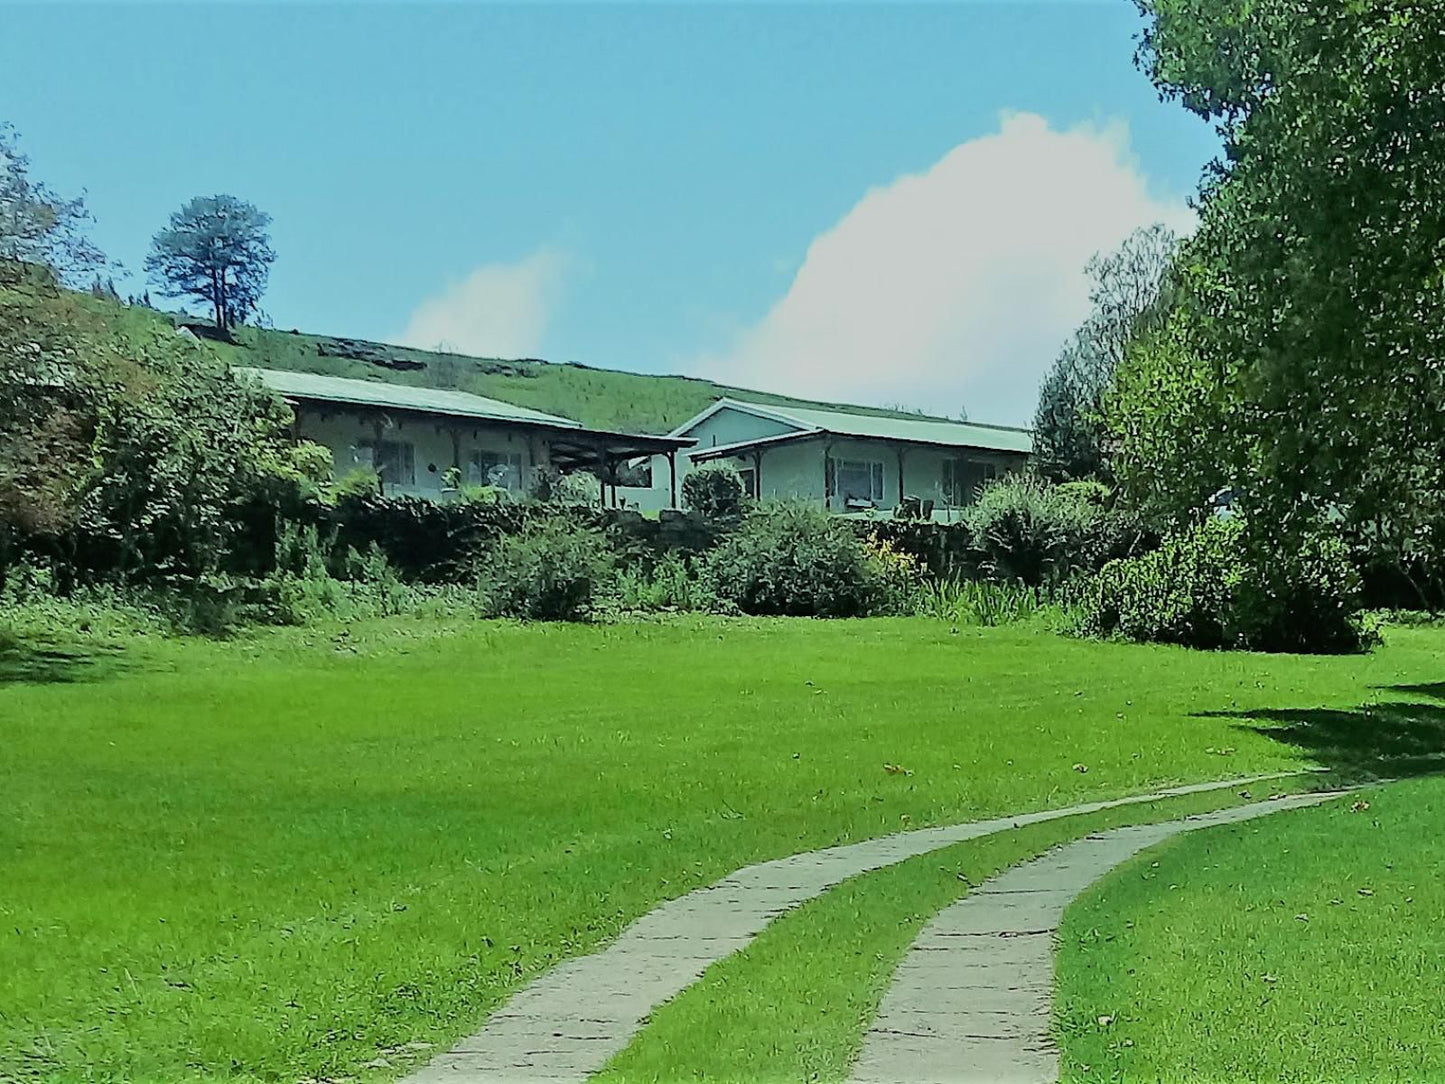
[295,406,550,499]
[665,436,1024,518]
[687,406,798,449]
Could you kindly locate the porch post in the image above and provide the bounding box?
[667,450,678,509]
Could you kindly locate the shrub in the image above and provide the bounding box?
[682,464,746,518]
[1073,518,1373,653]
[606,551,719,614]
[475,516,615,621]
[1074,517,1245,648]
[962,474,1086,584]
[1232,529,1371,653]
[702,502,910,617]
[962,474,1149,585]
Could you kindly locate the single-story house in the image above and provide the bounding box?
[242,368,693,501]
[625,398,1032,517]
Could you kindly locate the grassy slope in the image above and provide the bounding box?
[2,281,944,435]
[4,618,1443,1083]
[1056,772,1445,1084]
[214,323,948,434]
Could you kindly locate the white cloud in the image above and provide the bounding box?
[398,247,567,358]
[700,113,1195,426]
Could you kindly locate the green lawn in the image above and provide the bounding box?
[1056,771,1445,1084]
[3,617,1442,1082]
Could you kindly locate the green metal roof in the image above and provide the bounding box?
[240,367,582,428]
[709,399,1033,454]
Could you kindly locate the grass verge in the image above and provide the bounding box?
[1056,773,1445,1083]
[594,779,1323,1084]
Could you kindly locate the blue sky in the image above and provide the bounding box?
[1,2,1216,424]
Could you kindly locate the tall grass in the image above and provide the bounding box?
[916,577,1049,627]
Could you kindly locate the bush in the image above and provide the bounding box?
[1232,529,1372,654]
[606,551,720,614]
[702,502,912,617]
[475,516,615,621]
[962,474,1085,584]
[962,474,1149,585]
[1073,518,1373,653]
[682,464,746,518]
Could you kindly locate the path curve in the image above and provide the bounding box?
[845,790,1346,1084]
[403,774,1303,1083]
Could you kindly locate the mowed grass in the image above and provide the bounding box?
[3,617,1442,1082]
[1056,772,1445,1083]
[595,779,1323,1084]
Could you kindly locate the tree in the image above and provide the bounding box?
[146,195,275,330]
[0,123,107,283]
[1132,0,1445,603]
[1032,224,1179,481]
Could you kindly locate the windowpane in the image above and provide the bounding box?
[830,457,885,504]
[358,440,415,488]
[470,450,524,491]
[942,458,990,505]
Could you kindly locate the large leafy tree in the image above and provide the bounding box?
[0,123,107,283]
[1033,224,1179,481]
[146,195,275,330]
[1128,0,1445,601]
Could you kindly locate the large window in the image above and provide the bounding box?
[826,457,885,506]
[469,449,524,492]
[355,440,415,489]
[942,457,996,506]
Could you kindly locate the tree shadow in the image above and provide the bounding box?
[0,641,127,685]
[1197,689,1445,784]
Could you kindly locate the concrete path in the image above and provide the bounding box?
[403,774,1301,1084]
[845,790,1346,1084]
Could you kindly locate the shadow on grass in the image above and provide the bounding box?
[0,641,128,685]
[1198,688,1445,785]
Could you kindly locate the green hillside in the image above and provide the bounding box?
[201,321,944,434]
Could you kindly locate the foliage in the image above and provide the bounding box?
[1129,0,1445,605]
[146,194,276,329]
[0,124,107,282]
[1033,225,1179,482]
[606,551,720,615]
[1104,307,1232,529]
[1073,517,1372,653]
[915,577,1049,628]
[855,519,976,581]
[682,464,746,518]
[702,502,911,617]
[960,473,1141,586]
[1,264,312,585]
[475,515,615,621]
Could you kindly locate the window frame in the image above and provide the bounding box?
[826,456,886,505]
[468,448,525,492]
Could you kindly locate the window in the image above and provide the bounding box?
[355,440,415,489]
[469,449,524,491]
[942,457,996,506]
[826,457,885,505]
[736,466,757,498]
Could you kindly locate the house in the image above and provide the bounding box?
[627,398,1032,517]
[241,368,693,501]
